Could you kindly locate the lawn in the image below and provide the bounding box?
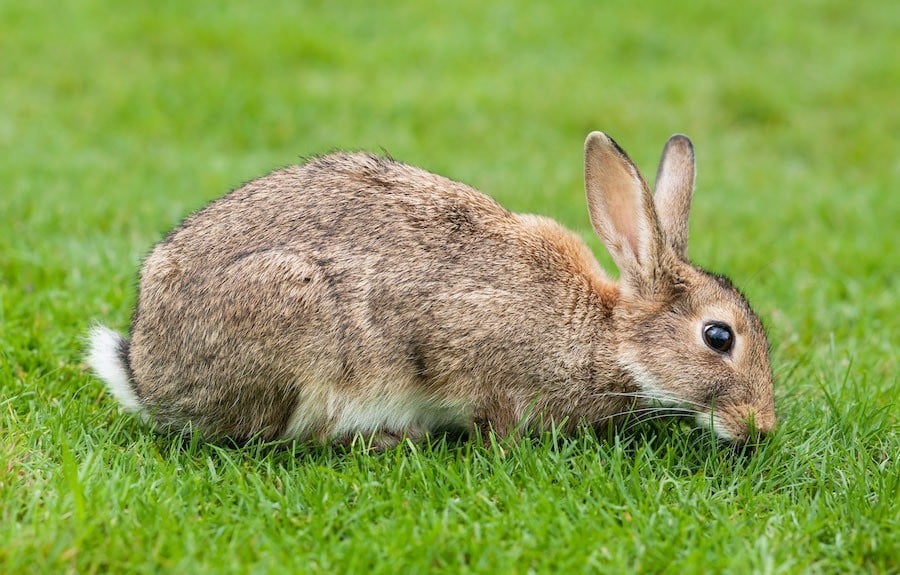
[1,0,897,572]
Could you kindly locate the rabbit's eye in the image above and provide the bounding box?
[703,323,734,353]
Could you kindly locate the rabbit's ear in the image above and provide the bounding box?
[584,132,666,296]
[653,134,695,260]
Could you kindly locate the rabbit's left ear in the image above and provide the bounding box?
[584,132,667,298]
[653,134,695,260]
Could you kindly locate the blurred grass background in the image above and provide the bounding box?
[1,0,897,572]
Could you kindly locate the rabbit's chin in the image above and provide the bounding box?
[618,359,753,441]
[692,411,732,440]
[617,358,687,408]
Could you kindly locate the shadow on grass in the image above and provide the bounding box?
[133,411,778,478]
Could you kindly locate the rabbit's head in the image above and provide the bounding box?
[585,133,775,442]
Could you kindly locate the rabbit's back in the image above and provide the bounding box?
[128,153,614,440]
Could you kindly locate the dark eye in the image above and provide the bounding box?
[703,323,734,353]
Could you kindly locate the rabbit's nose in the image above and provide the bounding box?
[743,406,776,438]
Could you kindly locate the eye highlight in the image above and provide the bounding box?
[703,322,734,353]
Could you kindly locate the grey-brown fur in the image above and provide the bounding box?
[88,132,775,446]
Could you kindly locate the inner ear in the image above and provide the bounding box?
[654,134,695,259]
[584,132,666,293]
[604,165,650,265]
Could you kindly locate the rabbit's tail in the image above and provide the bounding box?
[87,325,145,415]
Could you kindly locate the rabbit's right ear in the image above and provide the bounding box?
[584,132,666,297]
[653,134,695,260]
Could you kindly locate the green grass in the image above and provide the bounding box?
[1,0,897,572]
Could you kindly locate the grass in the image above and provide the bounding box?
[1,0,897,572]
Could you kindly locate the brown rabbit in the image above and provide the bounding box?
[88,132,775,447]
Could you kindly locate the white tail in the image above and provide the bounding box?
[87,325,145,415]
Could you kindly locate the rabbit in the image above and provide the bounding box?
[87,132,775,448]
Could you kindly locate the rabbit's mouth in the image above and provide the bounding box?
[694,404,775,444]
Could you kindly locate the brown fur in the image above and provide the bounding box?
[89,133,775,446]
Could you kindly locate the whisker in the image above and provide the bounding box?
[620,410,699,434]
[587,390,708,411]
[592,407,701,432]
[631,407,702,419]
[596,406,694,421]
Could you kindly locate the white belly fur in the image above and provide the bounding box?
[282,385,473,440]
